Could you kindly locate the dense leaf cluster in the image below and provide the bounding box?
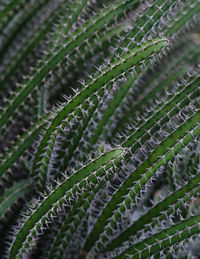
[1,0,200,258]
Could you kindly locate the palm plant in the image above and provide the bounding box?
[1,0,200,258]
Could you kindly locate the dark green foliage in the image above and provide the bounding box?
[1,0,200,258]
